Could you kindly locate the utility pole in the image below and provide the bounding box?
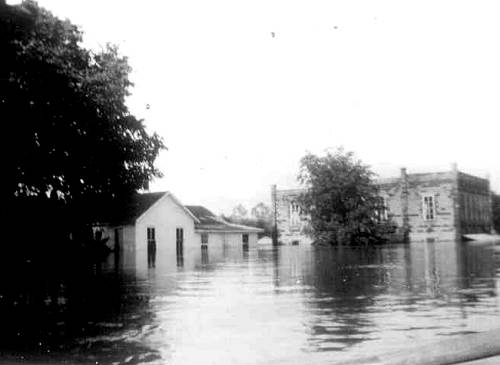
[271,184,278,245]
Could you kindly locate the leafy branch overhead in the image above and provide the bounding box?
[2,0,165,205]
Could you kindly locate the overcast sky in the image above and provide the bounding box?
[34,0,500,214]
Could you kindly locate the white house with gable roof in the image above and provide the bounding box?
[101,191,262,276]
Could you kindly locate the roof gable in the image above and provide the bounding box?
[101,191,200,226]
[109,191,167,225]
[136,193,200,224]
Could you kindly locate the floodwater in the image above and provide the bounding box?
[1,240,500,364]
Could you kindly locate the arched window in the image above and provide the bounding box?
[289,201,301,226]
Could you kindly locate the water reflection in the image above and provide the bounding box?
[1,240,499,364]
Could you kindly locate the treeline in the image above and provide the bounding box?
[222,203,274,237]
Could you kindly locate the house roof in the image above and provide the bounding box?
[107,191,167,225]
[184,205,220,224]
[185,205,263,233]
[102,193,260,232]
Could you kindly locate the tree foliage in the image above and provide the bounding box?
[251,202,272,221]
[2,1,165,218]
[223,202,273,237]
[298,148,394,245]
[230,204,248,221]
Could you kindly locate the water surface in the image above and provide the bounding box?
[1,240,499,364]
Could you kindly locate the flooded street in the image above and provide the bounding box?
[2,241,500,364]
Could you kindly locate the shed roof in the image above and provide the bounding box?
[184,205,220,224]
[185,205,263,233]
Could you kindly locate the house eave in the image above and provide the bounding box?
[195,226,264,234]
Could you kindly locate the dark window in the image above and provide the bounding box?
[201,233,208,244]
[176,228,184,242]
[147,227,156,268]
[176,228,184,256]
[242,233,249,244]
[147,227,155,241]
[375,197,388,222]
[423,195,435,221]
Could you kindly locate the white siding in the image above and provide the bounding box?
[202,232,259,247]
[135,194,198,275]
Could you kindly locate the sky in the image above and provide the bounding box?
[28,0,500,214]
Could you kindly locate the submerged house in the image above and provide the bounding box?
[101,191,262,274]
[272,164,493,244]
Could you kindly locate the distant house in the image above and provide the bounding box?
[272,164,493,244]
[101,191,262,274]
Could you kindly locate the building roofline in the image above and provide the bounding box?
[136,191,201,224]
[195,225,264,233]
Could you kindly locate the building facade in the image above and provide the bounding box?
[272,165,493,244]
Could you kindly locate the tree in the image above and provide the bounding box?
[492,192,500,233]
[1,0,165,269]
[251,202,272,221]
[231,204,248,221]
[223,203,273,237]
[2,1,165,225]
[298,148,392,246]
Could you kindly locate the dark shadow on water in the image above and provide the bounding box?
[0,249,160,363]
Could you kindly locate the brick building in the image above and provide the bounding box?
[272,165,493,244]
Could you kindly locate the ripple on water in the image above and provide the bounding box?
[2,242,499,364]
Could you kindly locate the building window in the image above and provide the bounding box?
[176,227,184,256]
[375,197,388,222]
[289,201,301,226]
[422,195,436,221]
[201,233,208,245]
[147,227,156,241]
[464,194,470,221]
[147,227,156,268]
[242,233,249,245]
[459,193,465,220]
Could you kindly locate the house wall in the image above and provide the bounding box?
[198,232,259,248]
[457,172,491,234]
[135,194,198,276]
[378,172,458,242]
[378,181,404,230]
[406,172,456,242]
[100,195,263,276]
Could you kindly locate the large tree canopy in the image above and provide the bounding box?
[1,1,164,213]
[298,148,394,245]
